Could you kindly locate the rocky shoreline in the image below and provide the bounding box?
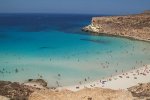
[82,11,150,42]
[0,79,150,100]
[128,83,150,99]
[0,79,48,100]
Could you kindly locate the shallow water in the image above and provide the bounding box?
[0,14,150,87]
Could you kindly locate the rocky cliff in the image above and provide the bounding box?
[82,11,150,41]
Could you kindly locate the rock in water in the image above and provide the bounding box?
[27,79,48,87]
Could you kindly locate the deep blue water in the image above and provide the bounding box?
[0,14,150,87]
[0,13,95,33]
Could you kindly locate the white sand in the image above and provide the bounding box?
[58,65,150,92]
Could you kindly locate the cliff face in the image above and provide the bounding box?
[83,11,150,41]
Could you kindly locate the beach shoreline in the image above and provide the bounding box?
[0,64,150,100]
[57,64,150,92]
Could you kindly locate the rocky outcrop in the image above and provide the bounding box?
[0,81,34,100]
[128,83,150,99]
[27,79,48,87]
[0,79,47,100]
[82,11,150,42]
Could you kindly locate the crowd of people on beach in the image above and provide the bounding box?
[69,65,150,91]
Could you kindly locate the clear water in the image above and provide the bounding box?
[0,14,150,87]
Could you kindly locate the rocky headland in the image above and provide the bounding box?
[82,11,150,42]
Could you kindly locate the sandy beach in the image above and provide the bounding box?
[58,64,150,92]
[1,65,150,100]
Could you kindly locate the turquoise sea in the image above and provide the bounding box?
[0,14,150,87]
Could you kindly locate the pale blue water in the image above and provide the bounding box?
[0,14,150,87]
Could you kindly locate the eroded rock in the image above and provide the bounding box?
[128,83,150,99]
[0,81,35,99]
